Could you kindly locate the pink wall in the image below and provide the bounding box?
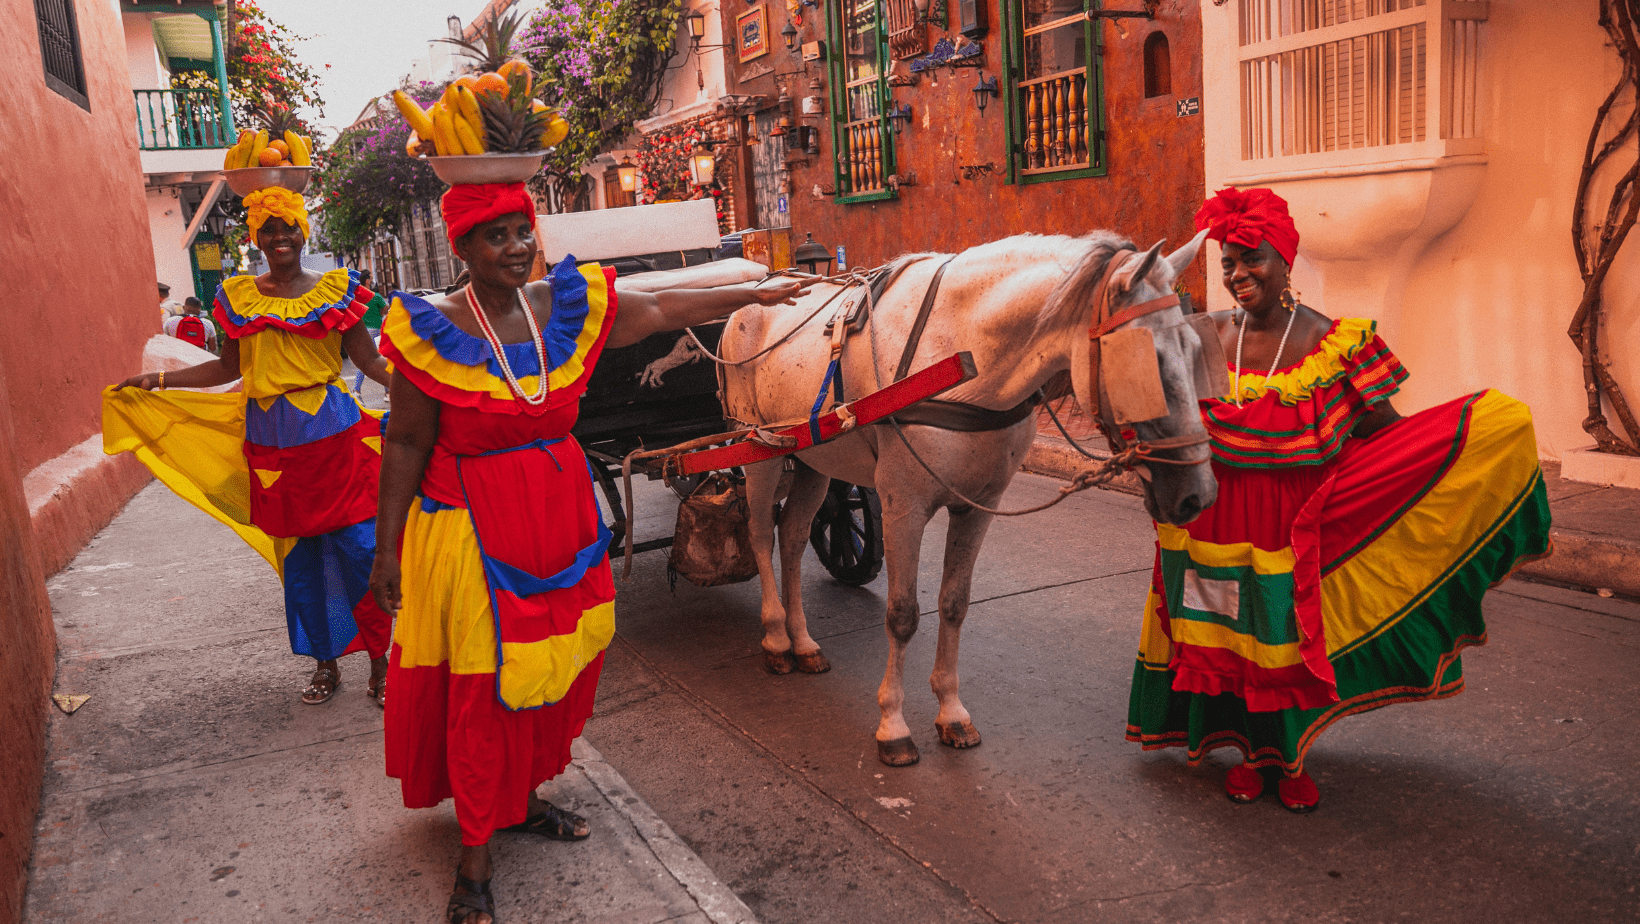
[0,1,157,920]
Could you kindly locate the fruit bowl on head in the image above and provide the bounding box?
[423,152,548,186]
[222,166,318,197]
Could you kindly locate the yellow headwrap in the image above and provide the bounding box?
[243,187,311,241]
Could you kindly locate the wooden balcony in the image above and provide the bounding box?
[1019,69,1091,175]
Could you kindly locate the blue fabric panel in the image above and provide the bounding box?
[244,384,362,448]
[281,518,377,660]
[396,255,589,380]
[479,520,613,598]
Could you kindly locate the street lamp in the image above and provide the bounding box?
[687,144,717,186]
[617,155,638,192]
[781,20,799,51]
[793,232,834,276]
[688,10,706,42]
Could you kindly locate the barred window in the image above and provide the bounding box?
[999,0,1107,183]
[826,0,897,202]
[35,0,88,110]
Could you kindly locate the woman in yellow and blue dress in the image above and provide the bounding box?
[369,180,809,924]
[109,186,395,706]
[1125,187,1553,813]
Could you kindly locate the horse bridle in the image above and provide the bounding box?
[1085,249,1211,467]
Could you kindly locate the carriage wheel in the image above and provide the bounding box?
[809,480,884,587]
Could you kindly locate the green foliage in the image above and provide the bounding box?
[519,0,684,209]
[309,84,445,254]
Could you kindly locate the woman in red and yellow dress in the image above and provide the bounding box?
[369,181,808,924]
[1125,188,1552,812]
[109,186,395,705]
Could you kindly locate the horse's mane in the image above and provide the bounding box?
[1030,230,1135,342]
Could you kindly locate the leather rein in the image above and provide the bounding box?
[1084,250,1211,468]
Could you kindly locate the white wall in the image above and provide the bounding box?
[146,188,197,300]
[1199,0,1639,459]
[122,13,164,91]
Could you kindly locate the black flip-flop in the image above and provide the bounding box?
[447,868,496,923]
[503,802,590,841]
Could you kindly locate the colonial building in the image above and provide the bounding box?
[1199,0,1640,472]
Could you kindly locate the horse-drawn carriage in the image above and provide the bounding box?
[542,200,886,587]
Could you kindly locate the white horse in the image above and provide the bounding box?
[718,231,1217,766]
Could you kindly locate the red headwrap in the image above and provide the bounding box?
[440,182,537,246]
[1194,187,1299,266]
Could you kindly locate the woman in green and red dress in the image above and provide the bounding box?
[1125,187,1552,812]
[369,181,808,924]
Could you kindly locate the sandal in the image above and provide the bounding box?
[366,666,386,710]
[447,867,496,924]
[300,666,339,705]
[503,801,590,841]
[1278,771,1320,814]
[1225,763,1264,804]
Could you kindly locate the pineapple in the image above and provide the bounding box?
[476,71,549,153]
[438,10,527,74]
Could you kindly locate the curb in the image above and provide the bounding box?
[1023,435,1640,600]
[572,738,760,924]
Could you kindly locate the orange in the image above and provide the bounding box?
[498,59,533,95]
[473,72,508,97]
[268,139,291,158]
[256,147,283,167]
[452,74,479,91]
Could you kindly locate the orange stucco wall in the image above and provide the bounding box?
[0,0,157,478]
[726,0,1207,300]
[0,1,157,920]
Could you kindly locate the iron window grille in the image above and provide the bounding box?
[35,0,89,111]
[999,0,1109,184]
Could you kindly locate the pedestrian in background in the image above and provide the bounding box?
[158,282,182,325]
[163,297,216,352]
[353,269,387,395]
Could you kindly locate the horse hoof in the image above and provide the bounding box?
[793,651,831,674]
[936,720,982,749]
[763,650,797,675]
[877,737,920,766]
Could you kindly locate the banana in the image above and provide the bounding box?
[222,141,240,169]
[454,86,484,143]
[451,109,486,155]
[249,129,269,165]
[285,130,311,166]
[431,102,459,156]
[392,90,437,141]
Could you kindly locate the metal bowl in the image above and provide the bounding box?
[222,166,318,197]
[425,152,547,185]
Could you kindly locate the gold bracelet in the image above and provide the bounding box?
[158,371,165,390]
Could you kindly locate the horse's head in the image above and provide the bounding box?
[1070,231,1218,525]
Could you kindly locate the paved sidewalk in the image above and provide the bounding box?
[24,483,755,924]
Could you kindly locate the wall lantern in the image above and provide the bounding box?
[688,10,707,42]
[617,155,639,192]
[886,101,913,135]
[912,0,930,23]
[688,144,717,186]
[803,124,820,155]
[973,72,999,113]
[794,232,834,276]
[781,20,799,51]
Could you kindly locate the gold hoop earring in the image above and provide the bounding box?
[1281,285,1299,312]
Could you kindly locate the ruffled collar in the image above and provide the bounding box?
[392,256,590,380]
[218,268,361,330]
[1224,317,1378,406]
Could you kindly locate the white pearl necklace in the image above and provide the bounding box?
[1232,302,1298,408]
[465,284,550,406]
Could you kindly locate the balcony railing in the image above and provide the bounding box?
[135,88,229,151]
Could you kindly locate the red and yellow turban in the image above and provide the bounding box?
[1194,187,1299,266]
[243,187,311,240]
[440,182,536,246]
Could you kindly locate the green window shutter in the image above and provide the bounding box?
[828,0,898,204]
[1003,0,1108,184]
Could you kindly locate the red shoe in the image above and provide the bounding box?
[1225,763,1264,803]
[1278,771,1320,813]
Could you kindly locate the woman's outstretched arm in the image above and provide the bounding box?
[117,338,242,390]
